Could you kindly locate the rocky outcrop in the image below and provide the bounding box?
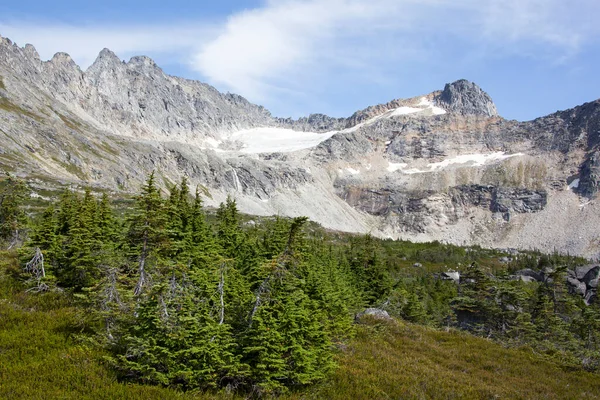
[276,113,346,132]
[580,148,600,197]
[339,184,547,230]
[508,266,598,305]
[435,79,498,117]
[490,187,547,221]
[568,265,599,305]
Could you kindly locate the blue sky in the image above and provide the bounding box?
[1,0,599,121]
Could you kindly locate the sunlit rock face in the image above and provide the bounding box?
[1,35,600,258]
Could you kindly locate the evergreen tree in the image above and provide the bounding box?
[241,217,336,394]
[0,174,28,247]
[216,195,243,259]
[348,234,392,305]
[126,172,168,295]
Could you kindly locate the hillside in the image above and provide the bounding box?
[1,250,599,399]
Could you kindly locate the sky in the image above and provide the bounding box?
[1,0,599,121]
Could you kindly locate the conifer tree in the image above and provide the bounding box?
[241,217,336,394]
[0,174,28,247]
[61,189,103,290]
[126,172,168,295]
[216,195,243,259]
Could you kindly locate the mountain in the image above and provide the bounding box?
[1,34,599,258]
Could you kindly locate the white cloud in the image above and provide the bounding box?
[1,0,598,109]
[0,22,217,68]
[191,0,600,100]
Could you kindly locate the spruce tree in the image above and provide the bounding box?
[0,174,28,247]
[216,195,243,259]
[126,172,168,295]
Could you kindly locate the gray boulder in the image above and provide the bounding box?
[577,265,600,283]
[514,269,544,282]
[441,271,460,283]
[568,277,588,296]
[355,308,392,321]
[511,275,538,283]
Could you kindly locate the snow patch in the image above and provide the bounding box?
[387,152,524,174]
[346,167,360,175]
[387,162,408,172]
[225,96,447,154]
[569,178,580,189]
[205,137,222,148]
[389,106,422,116]
[430,106,447,115]
[230,127,336,154]
[428,152,523,170]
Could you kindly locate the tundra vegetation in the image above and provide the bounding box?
[1,173,599,398]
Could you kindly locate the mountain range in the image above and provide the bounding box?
[1,34,599,258]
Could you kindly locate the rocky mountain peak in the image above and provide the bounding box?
[23,44,40,61]
[0,34,12,47]
[436,79,499,117]
[87,48,123,74]
[49,52,76,67]
[97,48,121,63]
[127,55,158,70]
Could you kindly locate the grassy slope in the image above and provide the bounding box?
[306,320,600,400]
[1,250,599,400]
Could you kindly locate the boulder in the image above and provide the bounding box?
[355,308,392,322]
[511,275,538,283]
[568,277,588,296]
[413,262,423,268]
[441,271,460,283]
[575,265,600,281]
[514,269,544,282]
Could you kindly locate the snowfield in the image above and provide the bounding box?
[229,128,337,153]
[388,152,524,174]
[222,97,447,154]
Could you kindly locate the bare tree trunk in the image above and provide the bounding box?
[249,276,270,327]
[25,247,47,292]
[134,229,149,296]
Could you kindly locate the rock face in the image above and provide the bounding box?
[435,79,499,117]
[1,35,600,258]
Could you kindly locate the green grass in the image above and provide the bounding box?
[304,319,600,400]
[1,250,599,399]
